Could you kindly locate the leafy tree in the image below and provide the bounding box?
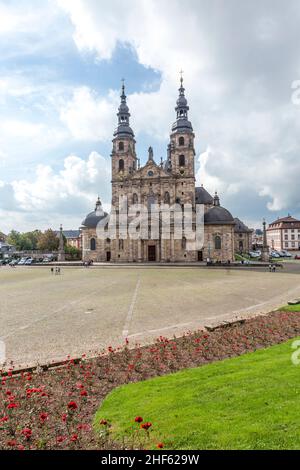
[37,229,59,251]
[7,230,43,251]
[65,245,81,260]
[6,230,21,248]
[24,230,42,250]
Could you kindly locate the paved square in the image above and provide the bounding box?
[1,266,300,368]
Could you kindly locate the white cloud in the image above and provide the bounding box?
[0,151,111,233]
[60,86,118,141]
[1,0,300,230]
[56,0,300,221]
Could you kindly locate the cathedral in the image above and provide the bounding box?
[81,78,252,263]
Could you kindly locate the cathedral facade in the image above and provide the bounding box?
[81,79,250,263]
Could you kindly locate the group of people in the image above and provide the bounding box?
[50,267,62,275]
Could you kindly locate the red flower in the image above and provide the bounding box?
[21,427,32,440]
[77,424,90,432]
[18,445,25,451]
[135,416,143,423]
[99,419,108,426]
[157,443,164,449]
[141,422,152,430]
[0,416,9,423]
[67,401,78,410]
[80,390,88,397]
[40,412,49,423]
[70,434,78,442]
[57,436,65,443]
[62,413,67,422]
[7,402,18,409]
[7,440,17,447]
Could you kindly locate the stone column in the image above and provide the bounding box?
[57,225,66,262]
[261,219,270,262]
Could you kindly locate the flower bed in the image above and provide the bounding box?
[0,310,300,450]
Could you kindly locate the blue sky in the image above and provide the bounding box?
[1,0,300,233]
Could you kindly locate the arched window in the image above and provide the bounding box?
[119,159,124,172]
[147,195,156,211]
[179,155,185,167]
[182,236,187,250]
[119,239,124,250]
[215,235,222,250]
[90,238,96,251]
[164,191,170,204]
[132,193,138,204]
[179,136,185,146]
[118,141,124,151]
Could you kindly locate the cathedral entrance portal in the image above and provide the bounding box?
[148,245,156,262]
[106,251,111,262]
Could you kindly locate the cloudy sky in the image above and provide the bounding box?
[0,0,300,233]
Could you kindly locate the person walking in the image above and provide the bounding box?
[269,263,272,272]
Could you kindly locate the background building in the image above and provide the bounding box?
[55,230,82,250]
[234,218,253,253]
[0,232,7,243]
[267,215,300,251]
[81,80,249,263]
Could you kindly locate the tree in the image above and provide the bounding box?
[24,230,42,250]
[37,230,59,251]
[7,230,21,248]
[65,245,81,260]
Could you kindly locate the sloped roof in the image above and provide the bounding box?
[195,186,214,205]
[269,215,300,225]
[234,218,253,233]
[55,230,81,239]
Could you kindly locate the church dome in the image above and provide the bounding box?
[81,198,108,229]
[204,206,235,225]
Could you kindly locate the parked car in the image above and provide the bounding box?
[280,250,292,257]
[270,251,281,258]
[277,251,286,257]
[18,257,28,265]
[295,255,300,260]
[42,258,50,263]
[24,258,34,265]
[249,251,260,258]
[9,259,19,266]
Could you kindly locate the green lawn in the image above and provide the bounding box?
[95,338,300,450]
[281,304,300,312]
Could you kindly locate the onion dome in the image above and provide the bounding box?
[113,81,134,138]
[81,197,108,229]
[171,74,193,133]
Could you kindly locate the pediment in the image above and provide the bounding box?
[133,160,167,179]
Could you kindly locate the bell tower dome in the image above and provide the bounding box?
[111,81,137,183]
[168,73,195,179]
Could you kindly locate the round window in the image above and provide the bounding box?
[148,170,154,177]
